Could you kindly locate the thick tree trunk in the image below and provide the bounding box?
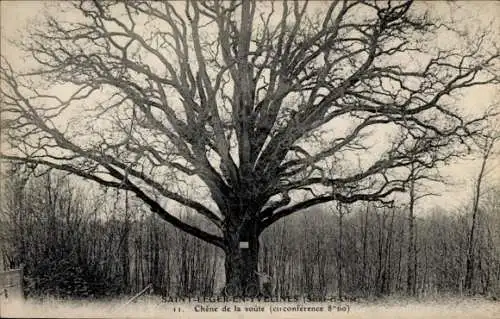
[223,219,260,297]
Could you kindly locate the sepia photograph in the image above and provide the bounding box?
[0,1,499,318]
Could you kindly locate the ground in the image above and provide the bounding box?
[1,296,499,318]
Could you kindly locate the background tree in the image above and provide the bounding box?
[1,166,500,299]
[464,128,499,294]
[405,159,443,296]
[1,1,499,294]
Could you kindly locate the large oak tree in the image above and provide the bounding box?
[1,0,498,295]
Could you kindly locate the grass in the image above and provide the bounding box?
[1,295,499,318]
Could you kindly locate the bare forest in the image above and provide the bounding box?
[1,165,500,300]
[1,0,499,304]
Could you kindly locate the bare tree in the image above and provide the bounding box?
[1,1,498,294]
[464,128,499,294]
[406,160,442,296]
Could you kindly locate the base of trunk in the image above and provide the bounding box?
[223,230,260,297]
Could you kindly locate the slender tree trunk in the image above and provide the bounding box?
[134,238,140,292]
[376,210,385,296]
[413,222,419,296]
[383,209,395,295]
[120,191,130,293]
[276,221,286,298]
[422,241,429,296]
[302,215,313,296]
[165,248,171,296]
[396,226,404,292]
[483,223,495,295]
[407,165,417,296]
[180,238,188,295]
[151,223,160,294]
[465,159,487,293]
[337,205,344,301]
[465,135,496,294]
[362,204,369,293]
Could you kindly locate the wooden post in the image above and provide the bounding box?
[124,283,153,305]
[114,283,153,312]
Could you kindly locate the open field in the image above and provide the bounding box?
[1,297,498,319]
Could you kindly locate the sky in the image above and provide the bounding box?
[1,0,499,217]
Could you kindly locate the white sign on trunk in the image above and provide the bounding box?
[239,241,249,249]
